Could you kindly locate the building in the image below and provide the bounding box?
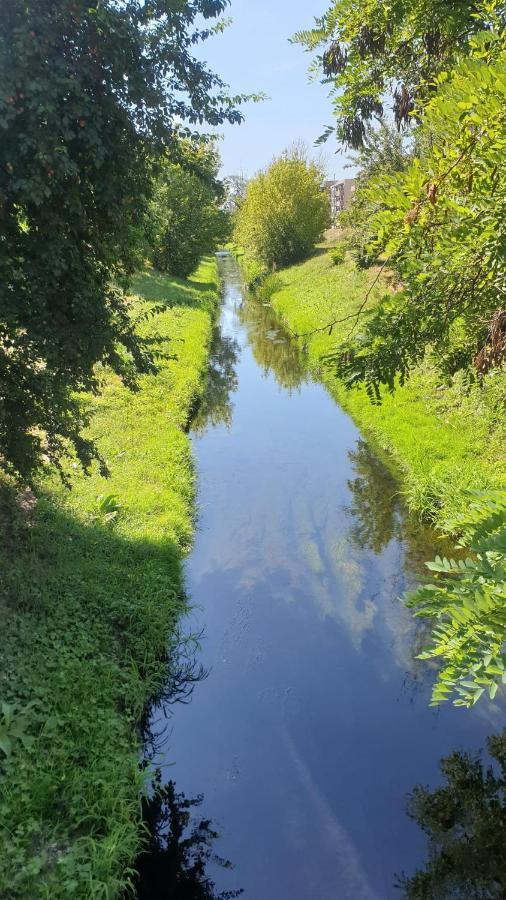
[324,178,356,223]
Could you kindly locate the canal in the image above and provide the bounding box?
[139,254,503,899]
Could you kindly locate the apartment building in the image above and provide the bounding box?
[324,178,356,222]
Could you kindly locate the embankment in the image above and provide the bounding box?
[0,259,219,898]
[258,249,505,525]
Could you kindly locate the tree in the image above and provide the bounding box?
[222,174,248,213]
[234,148,330,270]
[399,731,506,899]
[294,0,506,148]
[150,142,231,279]
[0,0,245,481]
[327,34,506,394]
[339,121,411,267]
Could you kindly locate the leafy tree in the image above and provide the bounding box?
[0,0,245,481]
[150,143,231,279]
[326,34,506,393]
[223,174,249,213]
[234,148,330,269]
[339,121,411,267]
[406,490,506,708]
[294,0,506,148]
[398,730,506,898]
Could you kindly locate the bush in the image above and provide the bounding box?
[329,243,346,265]
[234,148,330,270]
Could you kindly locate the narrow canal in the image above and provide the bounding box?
[141,255,503,899]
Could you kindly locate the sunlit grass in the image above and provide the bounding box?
[270,249,506,526]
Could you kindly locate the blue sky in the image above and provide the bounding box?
[199,0,353,179]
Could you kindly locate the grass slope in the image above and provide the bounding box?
[0,259,219,898]
[267,249,506,524]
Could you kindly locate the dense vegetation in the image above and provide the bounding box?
[297,3,506,392]
[407,491,506,708]
[0,0,243,480]
[234,148,329,269]
[0,260,220,897]
[294,0,506,147]
[150,141,231,278]
[332,37,506,395]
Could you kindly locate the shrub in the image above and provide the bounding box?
[234,147,330,270]
[329,243,346,265]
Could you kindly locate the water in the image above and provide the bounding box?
[139,255,503,899]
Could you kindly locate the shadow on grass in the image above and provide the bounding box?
[131,268,217,308]
[0,489,193,894]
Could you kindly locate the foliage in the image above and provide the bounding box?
[399,730,506,898]
[0,701,37,761]
[135,771,243,899]
[329,243,346,265]
[234,148,330,269]
[0,0,244,480]
[0,261,219,897]
[406,490,506,708]
[329,35,506,394]
[150,142,231,278]
[339,121,411,267]
[294,0,506,148]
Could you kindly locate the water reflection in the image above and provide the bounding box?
[398,730,506,898]
[136,636,244,899]
[345,440,400,554]
[238,294,309,391]
[192,326,240,435]
[135,770,243,900]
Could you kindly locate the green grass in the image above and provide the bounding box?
[267,248,506,526]
[0,259,219,898]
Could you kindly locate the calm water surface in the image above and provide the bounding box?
[143,256,503,899]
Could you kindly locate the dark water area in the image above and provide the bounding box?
[137,255,503,899]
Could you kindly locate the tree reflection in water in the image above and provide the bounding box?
[398,731,506,899]
[134,634,242,899]
[345,439,400,554]
[192,325,240,435]
[345,438,446,576]
[238,294,309,391]
[135,771,243,900]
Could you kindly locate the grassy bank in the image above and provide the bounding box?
[0,260,219,898]
[261,248,505,525]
